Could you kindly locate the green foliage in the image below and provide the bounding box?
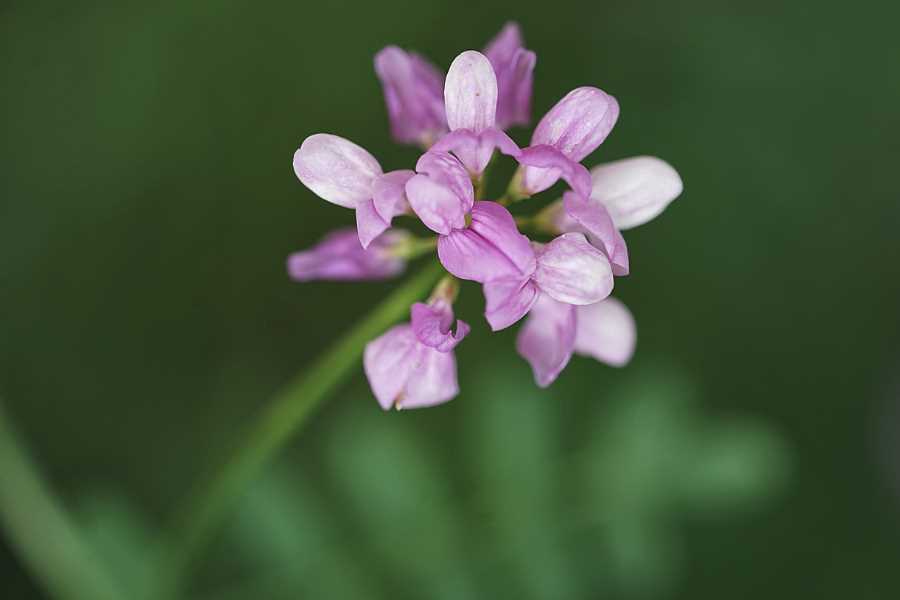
[174,362,788,599]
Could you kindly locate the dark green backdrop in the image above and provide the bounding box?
[2,1,899,598]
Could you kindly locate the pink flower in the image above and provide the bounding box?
[364,299,470,409]
[483,22,536,130]
[374,23,536,146]
[437,201,536,283]
[483,232,614,331]
[292,134,413,248]
[287,228,410,282]
[513,157,681,386]
[404,152,535,284]
[517,87,620,197]
[430,51,521,176]
[516,295,636,387]
[548,156,684,275]
[374,46,447,147]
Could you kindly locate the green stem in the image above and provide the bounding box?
[0,402,125,600]
[162,260,445,592]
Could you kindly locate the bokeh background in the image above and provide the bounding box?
[2,0,900,598]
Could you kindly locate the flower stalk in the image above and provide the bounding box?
[162,260,445,591]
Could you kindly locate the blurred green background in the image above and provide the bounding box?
[2,0,899,598]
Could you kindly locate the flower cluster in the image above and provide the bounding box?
[288,23,682,409]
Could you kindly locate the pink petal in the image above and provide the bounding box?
[374,46,447,146]
[483,22,524,65]
[531,87,619,162]
[286,228,408,282]
[372,169,414,222]
[415,151,474,203]
[364,324,420,410]
[483,276,539,331]
[444,51,498,133]
[534,233,614,305]
[484,23,535,129]
[437,201,535,282]
[292,134,382,208]
[562,191,630,276]
[355,199,391,249]
[589,156,683,230]
[430,127,520,176]
[411,299,470,352]
[574,297,637,367]
[468,202,536,273]
[400,346,459,409]
[405,175,467,235]
[516,294,576,387]
[517,144,592,197]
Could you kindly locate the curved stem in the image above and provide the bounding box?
[161,260,445,592]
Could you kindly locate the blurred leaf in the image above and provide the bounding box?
[464,359,583,599]
[605,519,684,599]
[580,368,699,518]
[209,465,375,599]
[325,405,480,600]
[680,420,791,514]
[76,491,160,595]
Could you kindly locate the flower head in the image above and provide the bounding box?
[290,24,681,406]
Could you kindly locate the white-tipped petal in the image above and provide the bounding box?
[293,134,382,208]
[590,156,683,230]
[534,233,614,305]
[444,51,498,133]
[574,297,636,367]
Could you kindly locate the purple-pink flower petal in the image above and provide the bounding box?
[293,134,382,209]
[562,191,630,276]
[430,127,521,176]
[483,276,539,331]
[355,198,391,249]
[444,51,498,133]
[411,299,470,352]
[574,297,636,367]
[415,151,474,205]
[516,294,577,387]
[400,346,459,409]
[405,151,473,235]
[374,46,447,146]
[484,23,535,129]
[534,233,614,305]
[372,169,414,222]
[437,201,535,282]
[589,156,683,230]
[364,324,421,409]
[517,144,592,197]
[483,22,523,66]
[405,175,467,235]
[287,228,408,282]
[530,86,620,162]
